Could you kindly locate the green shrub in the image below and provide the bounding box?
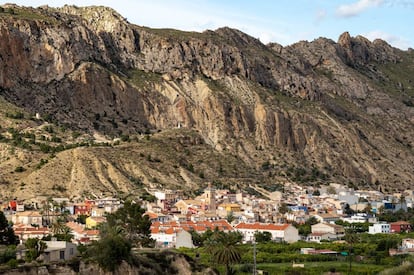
[72,131,81,139]
[120,134,130,142]
[0,245,16,264]
[14,166,25,173]
[7,258,17,268]
[5,112,24,119]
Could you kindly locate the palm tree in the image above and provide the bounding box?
[41,198,53,226]
[204,231,242,275]
[51,220,66,235]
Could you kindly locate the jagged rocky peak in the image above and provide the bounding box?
[214,26,263,46]
[0,4,414,196]
[55,5,129,33]
[267,42,283,54]
[337,31,400,65]
[338,31,352,48]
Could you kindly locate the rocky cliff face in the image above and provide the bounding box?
[0,4,414,198]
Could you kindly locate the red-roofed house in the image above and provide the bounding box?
[390,221,412,233]
[150,219,234,247]
[234,222,299,243]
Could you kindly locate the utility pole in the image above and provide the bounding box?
[253,237,257,275]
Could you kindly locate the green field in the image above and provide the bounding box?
[232,261,387,275]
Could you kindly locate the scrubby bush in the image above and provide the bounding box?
[14,166,25,173]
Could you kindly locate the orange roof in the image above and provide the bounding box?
[165,228,175,234]
[15,211,42,217]
[151,221,161,227]
[14,226,49,234]
[150,219,233,233]
[235,222,290,231]
[85,230,99,236]
[144,212,159,219]
[181,226,191,231]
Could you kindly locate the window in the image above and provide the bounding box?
[70,248,74,255]
[60,251,65,260]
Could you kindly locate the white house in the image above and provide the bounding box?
[342,213,368,223]
[313,213,341,223]
[234,222,300,243]
[12,211,43,226]
[402,238,414,249]
[150,228,194,248]
[368,222,390,234]
[306,232,338,243]
[311,223,345,238]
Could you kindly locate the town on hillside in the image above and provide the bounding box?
[2,181,414,266]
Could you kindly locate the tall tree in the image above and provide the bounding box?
[0,211,17,245]
[105,200,154,247]
[88,223,131,272]
[25,238,47,262]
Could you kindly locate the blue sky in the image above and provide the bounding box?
[3,0,413,49]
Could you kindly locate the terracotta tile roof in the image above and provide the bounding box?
[165,228,175,234]
[15,211,42,217]
[79,237,91,243]
[66,221,85,234]
[150,219,233,233]
[151,221,161,228]
[14,226,49,234]
[235,222,290,231]
[144,212,159,219]
[85,230,99,236]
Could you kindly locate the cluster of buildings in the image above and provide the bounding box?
[2,182,414,260]
[2,197,120,244]
[143,182,414,247]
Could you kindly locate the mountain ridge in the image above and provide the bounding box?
[0,4,414,200]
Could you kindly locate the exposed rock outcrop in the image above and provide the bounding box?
[1,4,414,196]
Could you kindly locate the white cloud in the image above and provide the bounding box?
[336,0,383,17]
[315,9,327,23]
[384,0,414,9]
[364,30,411,49]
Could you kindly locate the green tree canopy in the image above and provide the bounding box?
[88,227,132,272]
[0,211,17,245]
[105,200,154,248]
[25,238,47,262]
[254,231,272,243]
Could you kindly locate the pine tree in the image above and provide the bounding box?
[0,211,17,245]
